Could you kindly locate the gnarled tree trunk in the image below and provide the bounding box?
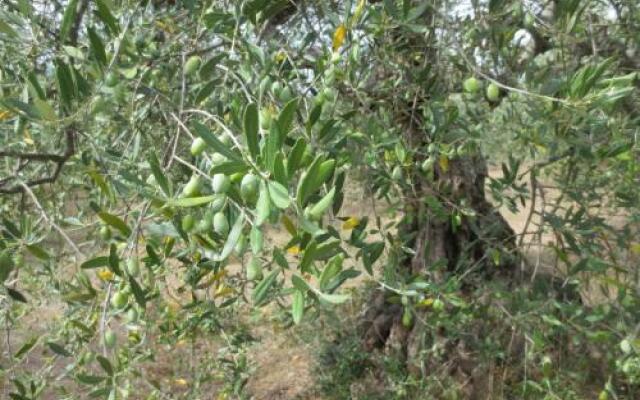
[360,151,518,383]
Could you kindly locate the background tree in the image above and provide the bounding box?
[0,0,639,398]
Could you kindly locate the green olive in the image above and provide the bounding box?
[126,258,140,277]
[401,308,413,327]
[210,196,226,213]
[260,109,273,130]
[486,83,500,102]
[463,77,480,93]
[111,291,128,309]
[246,256,263,281]
[99,226,111,241]
[210,152,227,166]
[105,72,118,87]
[184,56,202,76]
[432,298,444,312]
[211,174,230,194]
[190,137,206,156]
[240,174,259,203]
[126,308,139,323]
[104,330,117,348]
[213,212,229,235]
[182,175,201,197]
[182,214,195,232]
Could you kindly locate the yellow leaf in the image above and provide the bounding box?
[631,243,640,256]
[416,298,434,308]
[342,217,360,230]
[196,269,227,289]
[0,110,12,121]
[287,245,301,255]
[155,20,175,34]
[214,285,234,298]
[23,129,34,145]
[174,378,188,387]
[332,24,347,52]
[97,269,114,281]
[438,155,449,172]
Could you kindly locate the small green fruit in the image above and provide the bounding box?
[246,257,263,281]
[463,77,480,93]
[240,174,259,203]
[111,291,128,309]
[210,196,226,213]
[421,157,435,172]
[13,253,24,268]
[197,211,213,232]
[486,83,500,102]
[402,308,413,327]
[182,214,195,232]
[126,308,139,323]
[182,175,201,197]
[260,109,273,130]
[99,226,111,241]
[184,56,202,76]
[598,390,609,400]
[230,172,244,183]
[210,152,227,166]
[211,174,230,194]
[213,212,229,235]
[280,86,293,103]
[190,137,206,156]
[126,258,140,277]
[104,330,117,348]
[432,298,444,312]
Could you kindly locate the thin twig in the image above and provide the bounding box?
[19,182,83,259]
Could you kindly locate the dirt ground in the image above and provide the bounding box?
[2,165,632,399]
[242,164,634,399]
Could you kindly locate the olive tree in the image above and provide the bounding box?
[1,0,639,398]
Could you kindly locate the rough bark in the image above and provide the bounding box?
[360,152,518,382]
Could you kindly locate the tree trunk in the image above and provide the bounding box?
[360,151,518,390]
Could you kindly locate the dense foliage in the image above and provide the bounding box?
[1,0,639,398]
